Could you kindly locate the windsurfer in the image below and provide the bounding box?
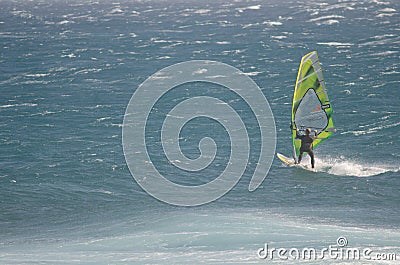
[295,128,317,168]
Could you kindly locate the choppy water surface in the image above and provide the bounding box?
[0,0,399,263]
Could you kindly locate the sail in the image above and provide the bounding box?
[291,51,335,159]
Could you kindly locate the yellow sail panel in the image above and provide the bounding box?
[291,51,335,158]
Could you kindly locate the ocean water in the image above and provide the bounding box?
[1,0,399,264]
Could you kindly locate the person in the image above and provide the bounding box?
[295,128,317,168]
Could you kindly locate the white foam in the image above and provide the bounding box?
[308,15,344,22]
[271,35,287,40]
[317,19,340,25]
[4,209,399,264]
[110,7,124,14]
[58,20,73,25]
[215,41,230,45]
[371,0,390,5]
[246,5,261,10]
[378,8,397,12]
[192,68,207,75]
[0,103,38,108]
[61,53,76,58]
[243,71,262,76]
[193,9,211,14]
[372,50,398,56]
[317,42,353,47]
[262,21,283,26]
[343,89,351,95]
[11,10,34,19]
[25,73,50,77]
[327,161,387,177]
[377,13,396,17]
[313,157,399,177]
[359,34,397,46]
[96,117,112,122]
[236,5,261,12]
[74,68,102,75]
[341,121,400,136]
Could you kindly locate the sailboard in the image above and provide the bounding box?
[277,51,335,170]
[277,153,315,172]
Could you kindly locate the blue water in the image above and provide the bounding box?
[1,0,399,264]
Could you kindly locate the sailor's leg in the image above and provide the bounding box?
[297,152,303,164]
[308,150,315,168]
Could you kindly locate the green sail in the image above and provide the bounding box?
[291,51,335,158]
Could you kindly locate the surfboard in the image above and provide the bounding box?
[277,153,316,172]
[277,51,336,172]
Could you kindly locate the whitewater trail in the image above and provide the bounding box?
[314,157,399,177]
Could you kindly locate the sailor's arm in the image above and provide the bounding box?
[295,128,301,138]
[290,123,300,138]
[312,130,319,139]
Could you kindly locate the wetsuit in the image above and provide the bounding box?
[296,130,316,168]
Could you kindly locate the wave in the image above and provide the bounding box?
[262,21,282,26]
[316,19,340,25]
[236,5,261,13]
[308,15,345,22]
[2,208,399,264]
[317,42,354,47]
[0,103,38,109]
[341,121,400,136]
[314,157,399,177]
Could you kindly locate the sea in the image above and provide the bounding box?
[0,0,399,264]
